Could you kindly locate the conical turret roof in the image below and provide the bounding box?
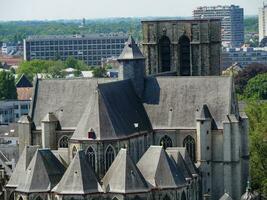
[118,36,145,60]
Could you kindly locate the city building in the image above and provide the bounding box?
[259,3,267,43]
[193,5,244,47]
[23,33,128,66]
[141,19,221,75]
[221,47,267,69]
[5,33,249,200]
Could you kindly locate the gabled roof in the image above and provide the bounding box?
[143,76,235,129]
[137,146,186,189]
[219,193,233,200]
[102,149,149,194]
[16,149,65,193]
[6,146,38,188]
[118,36,145,60]
[30,78,115,129]
[166,148,193,180]
[52,150,103,195]
[167,147,198,176]
[71,79,152,141]
[16,74,33,88]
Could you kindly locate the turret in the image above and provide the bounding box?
[18,115,32,155]
[117,36,146,98]
[41,112,58,149]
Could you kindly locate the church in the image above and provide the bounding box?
[5,19,249,200]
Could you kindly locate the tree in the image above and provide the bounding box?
[235,63,267,94]
[92,67,107,78]
[65,56,78,68]
[0,71,17,100]
[243,73,267,100]
[245,102,267,196]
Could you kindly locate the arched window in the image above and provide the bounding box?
[183,135,196,162]
[179,35,191,76]
[18,197,23,200]
[163,195,171,200]
[59,135,69,148]
[72,146,77,158]
[105,145,115,172]
[86,146,96,171]
[159,36,171,72]
[181,191,186,200]
[160,135,173,149]
[9,193,14,200]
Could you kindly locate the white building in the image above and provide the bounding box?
[259,3,267,43]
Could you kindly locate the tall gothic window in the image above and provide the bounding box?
[159,36,171,72]
[183,135,196,162]
[72,146,77,158]
[35,197,43,200]
[160,135,173,149]
[181,191,186,200]
[105,146,115,172]
[59,135,69,148]
[179,35,191,76]
[86,146,96,171]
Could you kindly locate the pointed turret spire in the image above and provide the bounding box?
[118,35,145,60]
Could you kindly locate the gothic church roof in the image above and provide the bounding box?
[102,149,149,194]
[15,149,65,193]
[52,150,103,194]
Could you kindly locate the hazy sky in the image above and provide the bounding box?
[0,0,263,21]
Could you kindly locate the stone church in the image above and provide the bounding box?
[5,19,249,200]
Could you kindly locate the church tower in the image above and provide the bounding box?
[117,36,146,98]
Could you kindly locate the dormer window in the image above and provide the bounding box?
[88,129,96,139]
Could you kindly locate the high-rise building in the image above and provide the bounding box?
[259,4,267,43]
[193,5,244,47]
[23,33,128,66]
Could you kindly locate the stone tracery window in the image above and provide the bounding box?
[86,146,96,171]
[58,135,69,148]
[105,145,115,172]
[183,135,196,162]
[179,35,191,76]
[160,135,173,149]
[159,36,171,72]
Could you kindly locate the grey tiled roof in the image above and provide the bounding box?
[137,146,186,189]
[15,149,65,193]
[53,150,103,194]
[102,149,149,194]
[6,146,38,188]
[118,36,145,60]
[71,79,152,141]
[143,76,235,129]
[219,193,233,200]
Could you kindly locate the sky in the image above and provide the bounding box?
[0,0,263,21]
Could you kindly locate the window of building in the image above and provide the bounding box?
[59,136,69,148]
[105,145,115,172]
[160,135,173,149]
[179,35,191,76]
[183,135,196,162]
[163,195,171,200]
[86,146,96,171]
[72,146,77,158]
[159,36,171,72]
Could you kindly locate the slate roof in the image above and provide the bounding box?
[143,76,235,129]
[219,193,233,200]
[102,149,149,194]
[15,149,65,193]
[136,146,186,189]
[6,146,38,188]
[71,79,152,141]
[166,148,193,180]
[52,150,103,194]
[30,78,114,129]
[16,74,33,88]
[166,147,198,176]
[118,36,145,60]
